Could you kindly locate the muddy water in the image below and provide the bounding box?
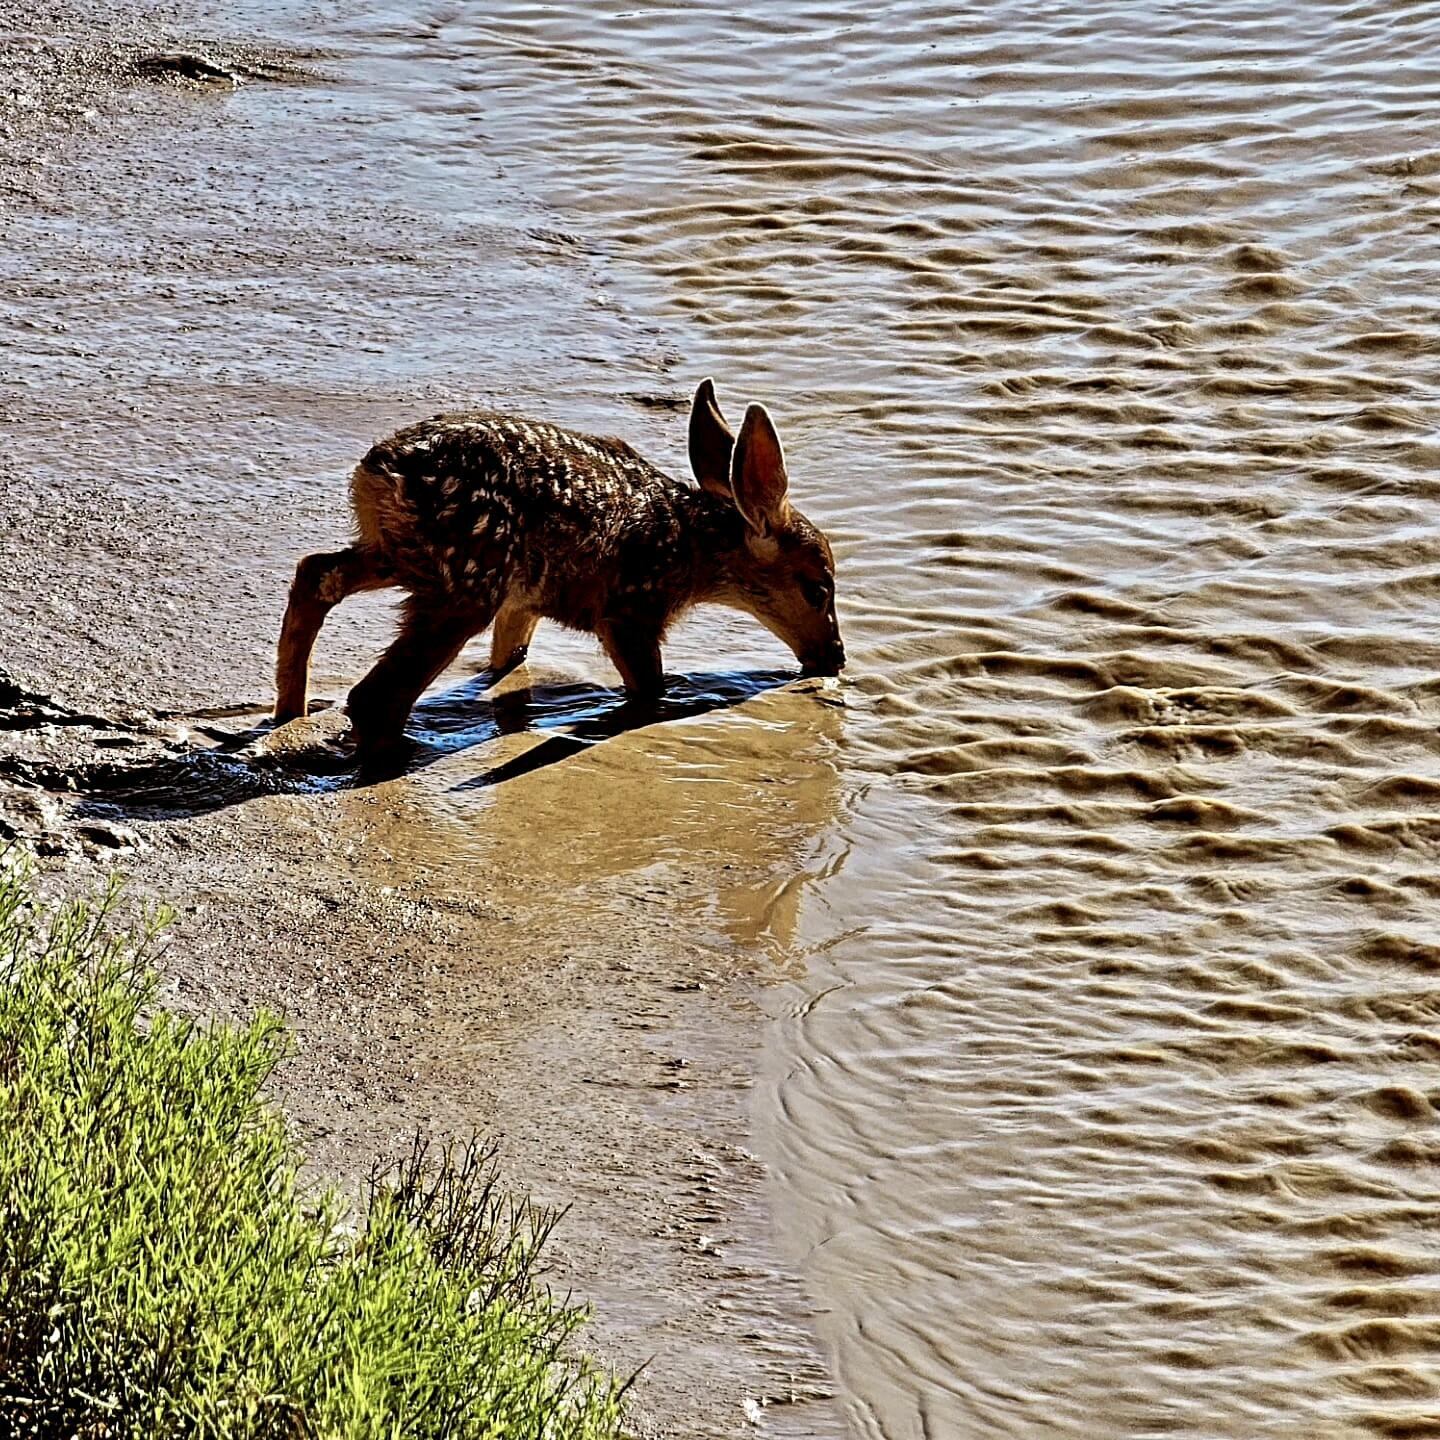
[22,0,1440,1432]
[304,4,1440,1435]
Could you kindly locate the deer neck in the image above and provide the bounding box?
[675,486,751,609]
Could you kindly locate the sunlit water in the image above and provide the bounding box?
[33,0,1440,1432]
[281,2,1440,1434]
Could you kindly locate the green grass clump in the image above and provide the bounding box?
[0,863,628,1439]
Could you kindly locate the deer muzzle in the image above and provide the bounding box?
[800,640,846,678]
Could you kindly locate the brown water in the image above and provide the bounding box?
[20,0,1440,1433]
[321,4,1440,1434]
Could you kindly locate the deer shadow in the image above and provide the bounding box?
[69,667,804,826]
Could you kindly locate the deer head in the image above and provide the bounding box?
[689,379,845,678]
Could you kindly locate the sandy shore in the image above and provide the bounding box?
[0,6,840,1435]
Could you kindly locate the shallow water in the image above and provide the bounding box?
[24,0,1440,1432]
[305,4,1440,1434]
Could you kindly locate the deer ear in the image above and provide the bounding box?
[730,403,790,536]
[688,378,735,499]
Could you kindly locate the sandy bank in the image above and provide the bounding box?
[0,6,841,1435]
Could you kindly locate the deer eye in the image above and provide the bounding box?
[799,577,830,610]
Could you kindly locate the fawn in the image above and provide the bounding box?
[273,379,845,759]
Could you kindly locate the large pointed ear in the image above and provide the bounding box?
[730,403,791,537]
[688,378,735,499]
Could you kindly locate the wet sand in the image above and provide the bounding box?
[0,4,841,1435]
[12,0,1440,1436]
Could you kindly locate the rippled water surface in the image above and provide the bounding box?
[257,0,1440,1432]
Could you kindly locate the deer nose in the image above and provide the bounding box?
[801,641,846,678]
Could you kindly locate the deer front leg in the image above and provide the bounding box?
[347,596,489,763]
[598,620,664,698]
[488,600,541,681]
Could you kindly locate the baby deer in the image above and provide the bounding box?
[273,380,845,759]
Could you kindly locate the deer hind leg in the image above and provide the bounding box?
[488,599,541,681]
[598,620,664,698]
[347,592,493,760]
[275,546,394,723]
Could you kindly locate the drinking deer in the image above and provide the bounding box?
[273,380,844,760]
